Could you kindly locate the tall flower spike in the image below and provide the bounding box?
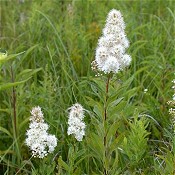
[26,106,57,158]
[92,9,131,74]
[67,103,86,141]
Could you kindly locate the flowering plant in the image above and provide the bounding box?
[26,106,57,158]
[87,9,133,174]
[92,9,131,75]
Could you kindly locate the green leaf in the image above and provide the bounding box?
[74,149,86,160]
[0,68,41,91]
[107,101,127,121]
[0,77,31,91]
[107,97,124,109]
[85,96,100,107]
[93,104,103,122]
[19,117,30,130]
[58,156,70,172]
[109,134,124,153]
[121,115,150,165]
[16,68,42,81]
[91,78,106,93]
[0,150,14,155]
[0,126,13,138]
[110,150,120,174]
[0,108,11,114]
[0,51,25,63]
[106,122,120,146]
[87,133,104,161]
[74,150,89,167]
[15,45,38,70]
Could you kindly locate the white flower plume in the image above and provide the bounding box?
[67,103,86,141]
[26,106,57,158]
[92,9,131,74]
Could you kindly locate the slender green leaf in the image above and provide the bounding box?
[0,126,13,138]
[0,77,31,91]
[58,156,70,172]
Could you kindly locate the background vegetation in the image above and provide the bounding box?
[0,0,175,174]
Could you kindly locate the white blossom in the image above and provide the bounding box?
[101,56,120,74]
[67,103,86,141]
[121,54,132,68]
[92,9,131,74]
[26,106,57,158]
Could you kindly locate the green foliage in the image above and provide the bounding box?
[154,129,175,174]
[57,144,87,175]
[31,158,56,175]
[121,112,150,172]
[87,76,136,174]
[155,150,175,175]
[0,0,175,174]
[0,50,42,174]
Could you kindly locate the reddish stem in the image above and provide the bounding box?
[11,66,17,138]
[104,74,110,175]
[104,75,110,120]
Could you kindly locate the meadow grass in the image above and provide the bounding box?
[0,0,175,174]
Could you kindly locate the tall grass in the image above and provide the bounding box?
[0,0,175,174]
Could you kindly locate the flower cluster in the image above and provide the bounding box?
[26,106,57,158]
[168,79,175,131]
[67,103,86,141]
[92,9,131,74]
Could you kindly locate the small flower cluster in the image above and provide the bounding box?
[67,103,86,141]
[168,79,175,131]
[92,9,131,74]
[26,106,57,158]
[144,88,148,94]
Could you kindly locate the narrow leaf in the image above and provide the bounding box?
[0,126,13,138]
